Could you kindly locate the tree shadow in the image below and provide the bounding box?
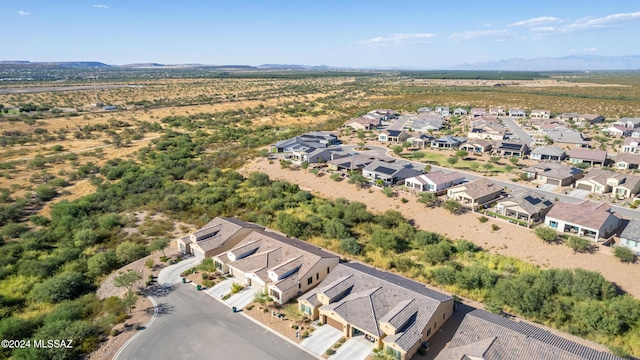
[145,302,175,317]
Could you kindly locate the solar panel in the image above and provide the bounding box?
[500,143,523,150]
[376,166,397,175]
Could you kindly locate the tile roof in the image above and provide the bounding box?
[433,135,466,145]
[406,170,465,187]
[545,200,616,230]
[614,174,640,191]
[579,168,626,186]
[616,152,640,165]
[328,154,377,170]
[190,217,263,252]
[620,219,640,240]
[547,128,589,144]
[435,309,623,360]
[301,262,451,352]
[523,163,582,180]
[568,149,607,162]
[452,178,502,199]
[498,190,554,215]
[532,145,566,157]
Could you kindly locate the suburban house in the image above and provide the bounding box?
[453,108,467,116]
[578,114,605,124]
[345,117,380,131]
[467,127,506,141]
[460,139,494,154]
[612,175,640,199]
[435,106,450,116]
[272,132,338,153]
[379,130,411,144]
[407,115,444,132]
[558,112,581,122]
[327,154,378,174]
[632,130,640,138]
[612,117,640,128]
[366,109,398,120]
[544,200,621,240]
[530,145,566,162]
[177,217,264,258]
[407,134,435,149]
[622,137,640,154]
[508,108,526,117]
[435,309,623,360]
[362,160,423,185]
[291,147,347,164]
[213,230,339,304]
[615,152,640,170]
[568,148,607,166]
[530,109,551,119]
[404,170,465,193]
[492,141,528,157]
[495,190,554,224]
[298,262,454,360]
[544,127,590,148]
[417,107,432,113]
[431,135,466,149]
[470,108,487,117]
[471,115,501,128]
[489,107,506,116]
[447,178,503,208]
[619,220,640,255]
[531,119,565,131]
[522,163,584,186]
[602,125,633,137]
[574,169,627,194]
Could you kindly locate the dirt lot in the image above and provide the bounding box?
[243,157,640,298]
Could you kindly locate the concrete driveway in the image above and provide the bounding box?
[158,255,202,285]
[227,287,259,310]
[301,325,343,356]
[205,279,233,299]
[538,184,557,192]
[329,336,374,360]
[568,189,591,198]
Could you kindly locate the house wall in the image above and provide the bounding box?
[176,238,190,254]
[620,238,640,255]
[405,179,425,192]
[298,300,320,319]
[228,265,247,283]
[545,215,620,240]
[474,191,502,206]
[277,257,339,304]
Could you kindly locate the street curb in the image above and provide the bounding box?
[200,285,323,360]
[113,296,158,360]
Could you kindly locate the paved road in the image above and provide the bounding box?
[115,285,313,360]
[339,144,640,219]
[501,117,533,145]
[157,255,201,285]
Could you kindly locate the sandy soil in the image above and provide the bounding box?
[243,304,311,345]
[243,157,640,298]
[398,79,627,88]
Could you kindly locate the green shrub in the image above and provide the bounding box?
[478,216,488,223]
[231,282,244,294]
[145,259,155,269]
[491,224,500,231]
[418,346,427,356]
[614,246,636,263]
[325,349,335,356]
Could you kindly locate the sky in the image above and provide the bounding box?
[2,0,640,68]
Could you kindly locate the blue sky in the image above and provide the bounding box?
[2,1,639,68]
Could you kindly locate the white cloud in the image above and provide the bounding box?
[583,47,598,52]
[93,4,108,8]
[449,29,513,41]
[564,11,640,31]
[17,11,31,16]
[359,33,436,46]
[483,22,493,28]
[509,16,564,27]
[530,26,557,33]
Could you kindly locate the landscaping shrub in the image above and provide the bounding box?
[614,246,636,263]
[325,349,335,356]
[478,216,488,223]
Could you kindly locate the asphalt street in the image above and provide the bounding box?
[500,117,533,145]
[115,285,314,360]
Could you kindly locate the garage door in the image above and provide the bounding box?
[577,183,592,191]
[547,178,561,185]
[325,316,343,331]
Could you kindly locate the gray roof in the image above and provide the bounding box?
[523,163,583,180]
[532,145,566,157]
[301,262,451,352]
[435,309,622,360]
[191,217,263,252]
[433,135,466,145]
[327,154,377,171]
[620,219,640,240]
[547,128,589,144]
[363,160,422,180]
[498,190,553,215]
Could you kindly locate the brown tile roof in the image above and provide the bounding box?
[616,152,640,165]
[456,178,502,199]
[568,149,607,162]
[545,200,615,230]
[580,168,626,185]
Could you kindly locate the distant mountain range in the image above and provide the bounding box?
[2,55,640,71]
[454,55,640,71]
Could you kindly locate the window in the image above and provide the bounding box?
[327,267,330,274]
[549,220,558,228]
[299,284,301,289]
[316,273,319,280]
[307,277,312,285]
[434,322,437,329]
[426,328,431,336]
[627,239,639,248]
[443,313,446,320]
